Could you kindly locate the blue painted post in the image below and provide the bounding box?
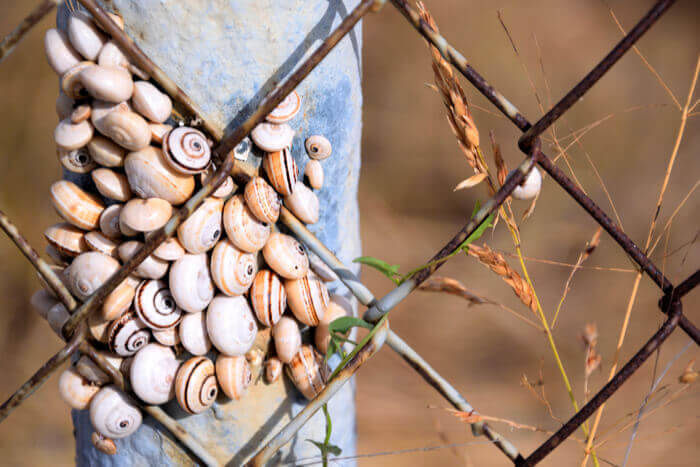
[58,1,362,464]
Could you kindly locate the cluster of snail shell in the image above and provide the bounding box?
[34,10,353,454]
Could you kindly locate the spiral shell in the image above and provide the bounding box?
[99,204,123,239]
[262,233,309,280]
[273,316,302,364]
[244,177,281,224]
[107,311,151,356]
[287,345,325,400]
[99,110,151,152]
[60,61,92,100]
[89,385,142,439]
[65,251,120,301]
[152,327,180,347]
[44,222,88,258]
[131,81,172,124]
[512,167,542,200]
[216,355,251,400]
[264,358,282,384]
[222,195,271,253]
[250,270,287,327]
[266,90,301,123]
[250,122,295,152]
[262,147,298,196]
[58,147,97,174]
[118,241,170,280]
[134,279,183,330]
[130,343,179,405]
[178,311,211,355]
[162,127,211,174]
[67,12,106,61]
[177,197,223,254]
[169,253,215,313]
[92,168,132,202]
[305,160,324,190]
[84,231,119,258]
[210,239,257,296]
[304,135,332,160]
[54,118,94,151]
[124,146,195,205]
[50,181,104,230]
[120,198,172,232]
[59,367,100,410]
[44,28,81,76]
[88,135,127,168]
[175,356,218,414]
[79,65,134,104]
[285,272,329,326]
[284,182,320,225]
[91,100,131,133]
[199,164,236,198]
[207,295,258,356]
[315,295,353,354]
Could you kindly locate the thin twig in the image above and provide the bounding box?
[0,0,61,64]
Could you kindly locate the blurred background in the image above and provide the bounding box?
[0,0,697,465]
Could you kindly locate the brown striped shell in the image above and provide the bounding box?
[250,270,287,327]
[134,279,183,330]
[262,233,309,280]
[162,126,211,174]
[44,222,88,258]
[285,272,328,326]
[222,195,271,253]
[176,197,223,254]
[286,345,325,400]
[216,355,251,400]
[244,177,281,224]
[262,147,298,196]
[107,311,151,356]
[266,90,301,124]
[50,180,104,230]
[175,356,218,414]
[210,239,257,296]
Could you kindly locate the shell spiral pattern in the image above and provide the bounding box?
[162,126,211,174]
[134,279,183,330]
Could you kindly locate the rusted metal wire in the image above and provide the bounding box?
[0,0,61,64]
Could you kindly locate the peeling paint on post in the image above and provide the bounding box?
[58,0,362,464]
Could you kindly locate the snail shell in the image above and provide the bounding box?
[56,91,75,120]
[284,182,320,225]
[102,278,139,320]
[97,40,147,80]
[79,65,134,103]
[118,240,170,279]
[99,110,151,151]
[222,195,271,253]
[71,104,92,124]
[315,295,353,354]
[91,100,131,134]
[262,147,298,196]
[50,181,104,230]
[244,177,281,224]
[175,356,218,414]
[91,168,132,202]
[262,233,309,280]
[512,167,542,200]
[161,127,211,175]
[177,197,223,254]
[99,204,123,239]
[31,289,58,320]
[88,135,127,168]
[47,303,71,337]
[286,345,325,400]
[305,160,324,190]
[84,231,119,258]
[250,122,294,152]
[266,90,301,123]
[44,222,88,258]
[88,310,112,342]
[250,270,287,327]
[58,147,96,174]
[304,135,332,160]
[152,327,180,347]
[91,432,117,456]
[149,123,172,146]
[76,353,122,386]
[272,316,301,364]
[120,198,172,233]
[285,272,329,327]
[60,61,93,99]
[54,118,94,151]
[198,164,236,198]
[134,279,183,330]
[149,235,185,262]
[67,12,106,61]
[169,253,215,313]
[210,239,257,296]
[124,146,195,205]
[264,358,282,384]
[130,343,180,404]
[107,311,151,356]
[89,385,142,439]
[65,251,120,301]
[59,367,100,410]
[44,28,81,76]
[216,355,251,400]
[131,81,172,124]
[178,311,211,355]
[206,295,258,356]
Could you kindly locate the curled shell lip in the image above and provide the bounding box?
[58,147,96,174]
[50,180,104,230]
[162,127,211,175]
[265,90,301,123]
[107,311,151,357]
[250,122,295,152]
[44,222,88,257]
[124,146,195,205]
[304,135,332,160]
[99,204,123,239]
[45,28,81,76]
[60,61,94,99]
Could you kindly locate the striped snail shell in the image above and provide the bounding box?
[99,204,123,239]
[58,367,100,410]
[177,197,223,254]
[206,295,258,356]
[44,222,88,258]
[44,28,81,76]
[162,126,211,175]
[262,147,298,196]
[262,233,309,280]
[118,241,170,280]
[304,135,332,161]
[152,327,180,347]
[285,272,329,326]
[149,123,173,145]
[264,357,282,384]
[124,146,195,205]
[199,164,236,198]
[175,356,218,414]
[222,195,271,253]
[89,385,142,439]
[315,295,353,354]
[304,160,324,190]
[88,135,127,168]
[284,182,320,225]
[134,279,183,330]
[286,345,325,400]
[65,251,120,301]
[210,239,257,296]
[58,147,97,174]
[178,311,211,356]
[169,253,215,313]
[130,343,180,405]
[91,168,132,202]
[250,122,295,153]
[84,231,119,258]
[266,90,301,123]
[216,355,251,400]
[272,316,301,364]
[244,177,281,224]
[107,311,151,356]
[250,270,287,327]
[50,180,104,230]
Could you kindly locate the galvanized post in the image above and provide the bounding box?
[58,1,362,464]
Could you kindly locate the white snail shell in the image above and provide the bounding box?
[130,343,180,405]
[124,146,195,205]
[162,127,211,174]
[169,253,215,313]
[71,104,92,124]
[262,233,309,280]
[305,160,324,190]
[50,181,104,230]
[65,251,120,301]
[287,345,325,400]
[58,147,96,174]
[250,122,295,152]
[44,222,88,258]
[285,272,329,327]
[107,311,151,356]
[59,367,100,410]
[216,355,251,400]
[304,135,332,161]
[91,432,117,456]
[131,81,172,124]
[120,198,172,232]
[91,168,132,202]
[101,279,137,320]
[80,65,134,104]
[199,164,236,198]
[45,28,81,76]
[210,239,257,296]
[60,61,93,99]
[47,303,71,337]
[315,295,353,354]
[250,270,287,327]
[222,195,271,253]
[152,327,180,346]
[31,289,58,320]
[89,385,142,439]
[262,147,298,196]
[67,12,106,61]
[76,353,122,386]
[284,182,320,225]
[266,90,301,123]
[84,231,119,258]
[206,295,257,356]
[91,100,131,134]
[178,311,211,355]
[177,197,223,254]
[118,240,170,279]
[54,118,94,151]
[134,279,183,330]
[99,110,152,152]
[150,235,186,262]
[99,204,124,239]
[88,135,127,168]
[175,356,218,414]
[272,316,301,364]
[244,177,281,224]
[97,41,129,69]
[512,167,542,200]
[264,357,282,384]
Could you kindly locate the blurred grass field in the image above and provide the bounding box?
[0,0,698,465]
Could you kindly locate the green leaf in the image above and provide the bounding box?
[307,440,342,457]
[458,202,494,252]
[353,256,401,283]
[329,316,373,335]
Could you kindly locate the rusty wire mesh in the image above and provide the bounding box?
[0,0,697,465]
